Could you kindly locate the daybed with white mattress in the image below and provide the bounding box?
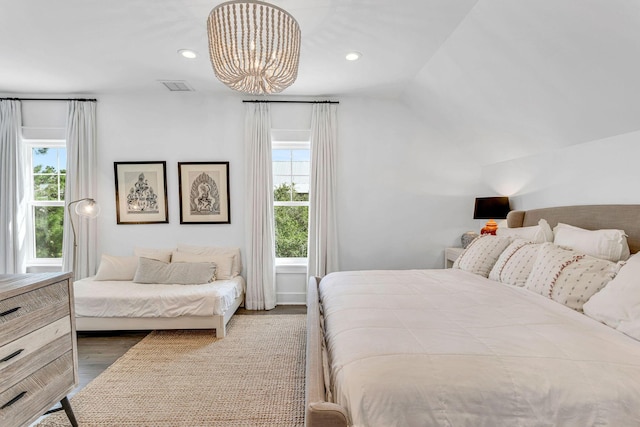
[305,205,640,427]
[74,245,244,338]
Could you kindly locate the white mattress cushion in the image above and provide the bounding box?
[74,276,245,317]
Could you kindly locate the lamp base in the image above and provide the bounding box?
[481,219,498,235]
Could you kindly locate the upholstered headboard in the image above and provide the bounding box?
[507,204,640,254]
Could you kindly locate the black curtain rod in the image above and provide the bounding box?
[0,97,97,102]
[242,100,338,104]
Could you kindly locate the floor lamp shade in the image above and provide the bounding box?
[67,198,100,277]
[473,196,510,235]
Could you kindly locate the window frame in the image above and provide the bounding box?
[272,139,310,265]
[24,138,67,267]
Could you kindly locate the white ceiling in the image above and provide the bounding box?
[0,0,478,97]
[3,0,640,165]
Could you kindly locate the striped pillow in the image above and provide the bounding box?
[453,235,512,277]
[489,240,542,286]
[524,243,621,312]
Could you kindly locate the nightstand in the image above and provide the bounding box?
[444,247,465,268]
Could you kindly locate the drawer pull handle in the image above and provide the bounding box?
[0,307,21,317]
[1,349,24,363]
[1,391,27,409]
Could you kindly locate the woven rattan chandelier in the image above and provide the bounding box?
[207,1,301,95]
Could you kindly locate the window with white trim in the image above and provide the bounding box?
[24,139,66,265]
[272,139,310,261]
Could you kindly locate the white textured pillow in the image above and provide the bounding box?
[453,235,512,277]
[496,219,553,243]
[583,253,640,340]
[524,243,620,312]
[176,244,241,279]
[94,254,139,281]
[133,257,216,285]
[133,247,174,263]
[489,240,542,286]
[553,223,630,262]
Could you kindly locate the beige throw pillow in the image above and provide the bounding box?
[175,245,241,279]
[133,247,174,263]
[94,254,139,281]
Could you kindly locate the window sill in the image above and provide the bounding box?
[275,258,307,274]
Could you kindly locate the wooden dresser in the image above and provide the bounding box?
[0,273,78,427]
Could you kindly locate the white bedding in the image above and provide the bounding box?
[74,275,245,318]
[319,269,640,427]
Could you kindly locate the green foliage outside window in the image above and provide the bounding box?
[32,148,66,258]
[34,206,64,258]
[274,183,308,258]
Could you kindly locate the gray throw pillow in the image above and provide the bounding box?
[133,257,216,285]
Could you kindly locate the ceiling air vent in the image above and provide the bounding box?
[159,80,194,91]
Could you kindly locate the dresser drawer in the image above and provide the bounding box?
[0,280,70,347]
[0,352,74,427]
[0,317,72,392]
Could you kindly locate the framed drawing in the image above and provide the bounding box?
[178,162,230,224]
[114,161,169,224]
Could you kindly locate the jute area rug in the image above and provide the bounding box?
[37,315,306,427]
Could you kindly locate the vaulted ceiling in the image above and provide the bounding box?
[2,0,639,164]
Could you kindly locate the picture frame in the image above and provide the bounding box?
[178,162,230,224]
[114,161,169,224]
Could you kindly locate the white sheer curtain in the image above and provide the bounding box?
[308,103,339,277]
[0,100,27,274]
[62,100,98,279]
[244,103,276,310]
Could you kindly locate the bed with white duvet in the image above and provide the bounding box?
[74,244,245,337]
[305,204,640,427]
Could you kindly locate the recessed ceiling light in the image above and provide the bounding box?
[178,49,197,59]
[345,51,362,61]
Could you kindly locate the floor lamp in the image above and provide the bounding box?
[67,198,100,278]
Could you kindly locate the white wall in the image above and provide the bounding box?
[94,94,489,298]
[20,93,490,303]
[96,92,245,256]
[336,97,486,271]
[481,130,640,210]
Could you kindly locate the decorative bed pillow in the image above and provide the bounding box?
[133,257,216,285]
[453,235,512,277]
[176,244,241,279]
[553,223,630,262]
[496,219,553,243]
[172,250,231,280]
[524,243,621,312]
[133,247,174,263]
[488,240,542,286]
[583,253,640,340]
[94,255,139,281]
